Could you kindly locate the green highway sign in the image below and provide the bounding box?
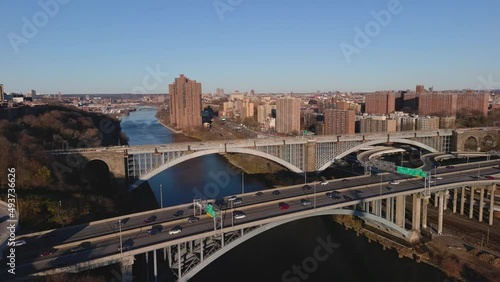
[206,203,216,218]
[396,166,428,178]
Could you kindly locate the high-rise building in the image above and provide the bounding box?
[418,93,457,116]
[257,103,275,125]
[416,85,425,93]
[360,116,397,133]
[0,84,4,102]
[276,97,301,135]
[216,88,224,96]
[439,116,456,129]
[364,91,395,115]
[416,116,439,131]
[398,116,417,131]
[456,92,489,116]
[169,74,202,130]
[323,109,355,135]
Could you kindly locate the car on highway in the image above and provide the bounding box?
[342,179,350,183]
[14,240,26,247]
[343,195,353,201]
[172,210,184,218]
[485,175,495,180]
[117,239,133,252]
[446,165,455,169]
[388,180,400,185]
[272,190,281,196]
[354,190,363,194]
[144,215,157,224]
[386,186,394,192]
[301,199,311,206]
[320,181,328,185]
[254,191,263,196]
[233,210,246,219]
[233,198,242,205]
[279,202,290,210]
[39,249,56,257]
[147,226,162,236]
[326,192,341,199]
[227,195,237,201]
[188,216,200,223]
[302,185,312,191]
[169,226,182,235]
[434,176,443,180]
[71,242,91,253]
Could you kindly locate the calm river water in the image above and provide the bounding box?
[120,109,450,282]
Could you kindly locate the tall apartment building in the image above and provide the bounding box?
[276,97,301,135]
[416,85,425,93]
[360,116,397,133]
[323,109,355,135]
[0,84,4,102]
[168,74,202,130]
[241,98,254,119]
[257,103,275,124]
[398,116,417,131]
[365,91,395,115]
[416,116,439,131]
[418,93,457,116]
[456,92,489,116]
[439,116,456,129]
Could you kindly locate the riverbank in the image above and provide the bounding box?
[333,214,500,281]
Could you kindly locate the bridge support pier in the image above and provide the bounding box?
[460,186,465,215]
[395,195,405,228]
[145,251,149,282]
[469,187,475,219]
[167,246,172,267]
[120,256,135,282]
[452,188,458,214]
[385,198,392,222]
[177,244,182,280]
[411,194,421,231]
[154,249,158,282]
[421,197,429,229]
[479,188,485,222]
[443,191,448,210]
[489,184,496,225]
[438,191,445,235]
[434,193,438,208]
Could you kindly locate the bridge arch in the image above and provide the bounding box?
[464,136,479,151]
[482,135,495,150]
[84,159,110,187]
[317,138,439,172]
[131,148,303,189]
[180,209,409,281]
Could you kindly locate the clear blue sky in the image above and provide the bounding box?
[1,0,499,94]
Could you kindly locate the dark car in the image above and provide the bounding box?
[342,179,350,182]
[70,242,91,253]
[188,216,200,223]
[254,191,264,196]
[386,186,394,192]
[233,198,243,205]
[331,190,341,195]
[279,202,289,210]
[354,190,363,194]
[173,210,184,218]
[446,165,455,169]
[272,190,281,196]
[147,226,162,236]
[343,195,353,201]
[326,193,340,199]
[302,185,312,191]
[143,215,157,224]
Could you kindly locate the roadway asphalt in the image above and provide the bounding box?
[1,160,499,280]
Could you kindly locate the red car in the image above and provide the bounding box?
[39,250,55,257]
[278,202,289,210]
[485,175,495,179]
[446,165,455,169]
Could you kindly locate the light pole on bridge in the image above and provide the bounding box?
[159,184,163,209]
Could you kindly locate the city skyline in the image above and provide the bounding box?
[1,0,500,94]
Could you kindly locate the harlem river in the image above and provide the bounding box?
[120,109,451,282]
